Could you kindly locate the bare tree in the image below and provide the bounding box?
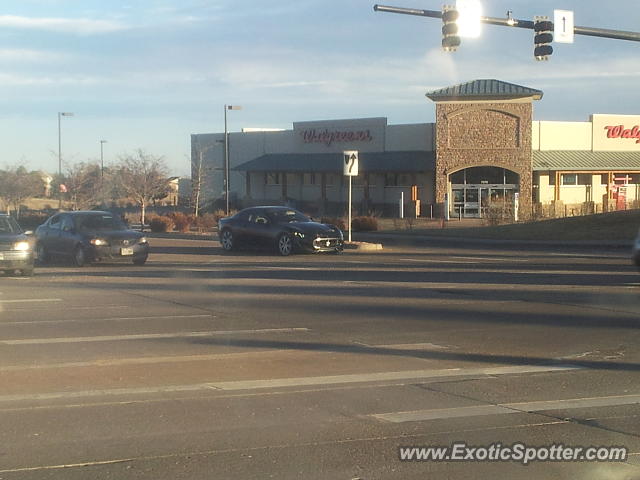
[0,166,42,217]
[63,162,103,211]
[115,150,170,226]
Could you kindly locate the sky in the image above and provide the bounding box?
[1,0,639,176]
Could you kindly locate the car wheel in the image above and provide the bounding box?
[277,233,293,256]
[35,243,48,264]
[73,245,87,267]
[21,267,34,277]
[133,255,148,266]
[220,229,234,251]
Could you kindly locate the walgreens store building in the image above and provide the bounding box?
[191,79,640,218]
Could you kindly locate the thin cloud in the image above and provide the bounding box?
[0,15,127,35]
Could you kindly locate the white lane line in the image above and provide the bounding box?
[0,350,287,372]
[0,327,309,345]
[0,314,214,326]
[0,298,62,304]
[0,364,579,403]
[398,258,481,264]
[372,394,640,423]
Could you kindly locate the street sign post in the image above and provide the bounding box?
[343,151,359,242]
[554,9,575,44]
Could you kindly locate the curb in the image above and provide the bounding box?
[354,232,632,250]
[344,241,384,252]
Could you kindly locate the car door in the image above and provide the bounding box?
[40,214,63,254]
[58,214,79,256]
[249,212,275,248]
[232,210,253,246]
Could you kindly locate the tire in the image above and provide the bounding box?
[21,267,34,277]
[220,229,234,252]
[73,245,87,267]
[277,233,293,256]
[133,256,148,266]
[35,243,48,264]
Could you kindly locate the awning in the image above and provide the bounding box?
[533,151,640,171]
[234,151,435,173]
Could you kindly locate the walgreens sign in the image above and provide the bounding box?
[300,128,373,146]
[604,125,640,144]
[592,115,640,151]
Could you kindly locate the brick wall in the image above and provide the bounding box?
[434,101,533,218]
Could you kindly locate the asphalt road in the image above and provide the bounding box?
[0,235,639,479]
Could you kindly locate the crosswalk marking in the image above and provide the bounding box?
[373,394,640,423]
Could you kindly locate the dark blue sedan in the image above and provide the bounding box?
[35,211,149,266]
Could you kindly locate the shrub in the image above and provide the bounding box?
[149,215,174,232]
[320,217,346,231]
[168,212,193,233]
[194,213,217,231]
[351,216,378,232]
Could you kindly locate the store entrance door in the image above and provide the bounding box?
[452,184,517,218]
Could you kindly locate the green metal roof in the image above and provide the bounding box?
[426,79,543,102]
[234,151,434,173]
[533,151,640,171]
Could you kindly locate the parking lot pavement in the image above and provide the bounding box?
[0,236,639,479]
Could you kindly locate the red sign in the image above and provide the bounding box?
[301,129,373,146]
[604,125,640,144]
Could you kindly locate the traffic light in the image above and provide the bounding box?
[534,16,554,60]
[442,6,461,52]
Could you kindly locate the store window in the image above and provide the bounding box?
[303,173,316,185]
[325,174,338,186]
[265,173,281,185]
[562,174,591,186]
[385,173,413,187]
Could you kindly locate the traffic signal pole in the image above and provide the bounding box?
[373,4,640,43]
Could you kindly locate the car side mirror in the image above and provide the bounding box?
[63,225,74,233]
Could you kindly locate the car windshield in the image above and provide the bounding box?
[0,216,22,234]
[78,214,127,231]
[267,209,310,223]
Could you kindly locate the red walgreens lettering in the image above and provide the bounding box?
[604,125,640,144]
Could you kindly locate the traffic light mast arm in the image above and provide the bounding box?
[373,4,640,42]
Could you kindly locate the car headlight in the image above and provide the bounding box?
[12,241,31,251]
[90,238,109,246]
[138,237,148,244]
[293,231,305,239]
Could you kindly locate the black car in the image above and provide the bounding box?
[218,206,344,256]
[0,214,35,276]
[35,211,149,266]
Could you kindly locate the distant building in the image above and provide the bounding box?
[191,79,640,218]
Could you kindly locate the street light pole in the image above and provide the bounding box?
[224,104,242,216]
[100,140,107,179]
[57,112,74,210]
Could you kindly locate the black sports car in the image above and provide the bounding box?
[218,206,343,256]
[0,214,35,276]
[35,211,149,266]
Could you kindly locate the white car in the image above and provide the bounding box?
[634,228,640,270]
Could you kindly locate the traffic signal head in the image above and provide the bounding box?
[534,16,554,60]
[442,6,461,52]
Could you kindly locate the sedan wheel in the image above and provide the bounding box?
[220,229,234,251]
[73,245,87,267]
[277,233,293,256]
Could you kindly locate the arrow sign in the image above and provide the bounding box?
[343,150,359,176]
[554,9,574,43]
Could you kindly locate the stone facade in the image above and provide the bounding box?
[434,101,534,217]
